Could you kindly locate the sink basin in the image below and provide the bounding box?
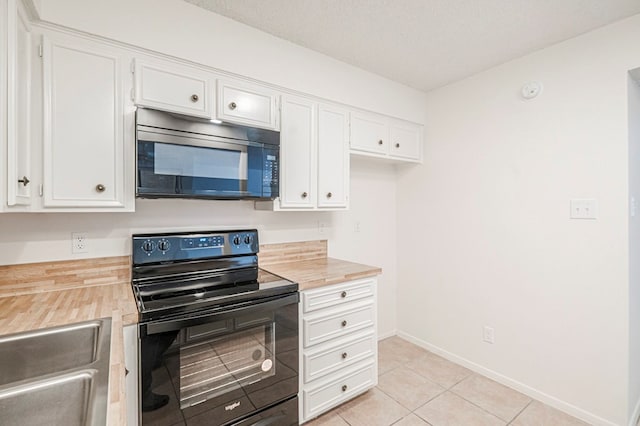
[0,318,111,426]
[0,319,107,385]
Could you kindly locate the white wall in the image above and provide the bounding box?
[0,0,425,338]
[397,14,640,425]
[628,71,640,424]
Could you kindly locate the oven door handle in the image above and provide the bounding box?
[143,293,299,335]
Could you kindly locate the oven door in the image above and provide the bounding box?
[139,293,298,426]
[136,129,279,200]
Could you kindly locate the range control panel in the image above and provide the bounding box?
[132,230,259,265]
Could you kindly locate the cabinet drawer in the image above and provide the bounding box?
[303,360,376,421]
[304,330,376,383]
[304,300,374,348]
[134,59,212,118]
[217,79,279,130]
[303,279,374,314]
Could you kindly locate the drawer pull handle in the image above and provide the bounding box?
[18,176,30,186]
[95,184,106,193]
[342,385,348,392]
[342,352,348,359]
[395,143,400,148]
[229,101,237,110]
[191,94,199,102]
[341,291,347,298]
[125,368,129,376]
[301,192,308,199]
[378,139,383,145]
[341,320,347,327]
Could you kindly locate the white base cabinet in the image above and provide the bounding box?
[299,278,378,424]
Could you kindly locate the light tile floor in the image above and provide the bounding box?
[306,336,590,426]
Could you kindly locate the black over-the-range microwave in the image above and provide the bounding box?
[135,108,279,200]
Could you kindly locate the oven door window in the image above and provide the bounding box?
[137,137,266,199]
[180,322,275,409]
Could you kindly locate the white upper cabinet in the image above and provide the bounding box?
[350,110,423,163]
[390,119,423,160]
[279,95,316,209]
[217,79,280,130]
[6,0,32,207]
[133,59,213,118]
[350,111,389,155]
[317,104,349,209]
[42,33,133,210]
[256,96,349,211]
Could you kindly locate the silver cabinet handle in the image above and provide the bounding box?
[378,139,383,145]
[191,94,199,102]
[229,101,237,110]
[342,352,348,359]
[395,143,400,148]
[342,385,348,392]
[341,291,347,298]
[95,184,106,193]
[18,176,30,186]
[301,192,308,199]
[327,192,333,198]
[341,320,347,327]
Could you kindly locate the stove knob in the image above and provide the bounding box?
[233,236,241,246]
[158,239,171,252]
[244,235,252,245]
[142,240,155,253]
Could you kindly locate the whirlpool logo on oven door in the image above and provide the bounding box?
[225,401,241,411]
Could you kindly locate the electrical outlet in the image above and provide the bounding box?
[72,232,88,254]
[570,199,598,219]
[318,221,327,234]
[483,326,495,344]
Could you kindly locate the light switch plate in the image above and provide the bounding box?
[570,199,598,219]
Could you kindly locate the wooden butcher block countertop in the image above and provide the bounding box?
[0,256,137,426]
[259,240,382,290]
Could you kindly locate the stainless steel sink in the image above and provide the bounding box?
[0,318,112,426]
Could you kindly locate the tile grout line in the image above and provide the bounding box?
[506,399,533,425]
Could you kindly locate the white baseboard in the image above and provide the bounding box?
[396,331,618,426]
[377,329,397,340]
[629,396,640,426]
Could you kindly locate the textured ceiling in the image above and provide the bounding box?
[183,0,640,92]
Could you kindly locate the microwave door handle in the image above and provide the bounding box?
[143,293,299,335]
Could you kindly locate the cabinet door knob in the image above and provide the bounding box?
[342,352,348,359]
[17,176,30,186]
[229,101,237,110]
[395,143,400,148]
[341,320,347,327]
[95,184,106,193]
[301,192,308,199]
[191,94,199,102]
[125,368,130,376]
[327,192,333,198]
[342,385,348,392]
[341,291,347,298]
[378,139,383,145]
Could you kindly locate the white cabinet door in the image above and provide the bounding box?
[390,119,422,161]
[217,79,279,130]
[134,59,212,118]
[317,105,349,209]
[350,111,389,155]
[6,0,32,206]
[279,95,316,209]
[42,35,129,209]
